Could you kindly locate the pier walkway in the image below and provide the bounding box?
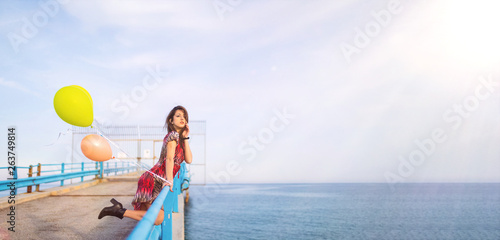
[0,172,185,240]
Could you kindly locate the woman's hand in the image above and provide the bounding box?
[182,123,190,138]
[162,180,173,192]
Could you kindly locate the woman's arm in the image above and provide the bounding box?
[182,124,193,164]
[164,140,177,191]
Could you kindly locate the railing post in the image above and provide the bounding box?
[173,165,185,213]
[13,165,17,179]
[173,173,179,213]
[99,162,104,179]
[81,162,84,182]
[27,165,32,193]
[36,163,41,192]
[115,162,117,176]
[95,162,98,179]
[127,162,130,173]
[161,186,175,240]
[106,162,109,176]
[60,163,65,186]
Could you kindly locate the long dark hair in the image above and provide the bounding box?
[164,105,189,149]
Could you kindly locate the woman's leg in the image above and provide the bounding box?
[123,202,165,225]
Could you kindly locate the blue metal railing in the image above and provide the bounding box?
[127,162,190,240]
[0,170,99,191]
[0,161,137,192]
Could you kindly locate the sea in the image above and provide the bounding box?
[184,183,500,240]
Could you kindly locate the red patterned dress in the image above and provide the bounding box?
[132,131,184,210]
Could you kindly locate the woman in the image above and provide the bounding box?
[97,105,193,225]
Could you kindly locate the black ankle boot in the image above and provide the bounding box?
[98,198,127,219]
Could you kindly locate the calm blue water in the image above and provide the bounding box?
[184,183,500,240]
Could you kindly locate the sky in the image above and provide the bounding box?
[0,0,499,185]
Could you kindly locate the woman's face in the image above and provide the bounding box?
[171,109,186,131]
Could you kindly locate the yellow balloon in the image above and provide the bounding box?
[53,85,93,127]
[71,85,93,106]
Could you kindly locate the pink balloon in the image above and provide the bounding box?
[81,134,112,162]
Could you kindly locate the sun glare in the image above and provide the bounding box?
[441,0,500,67]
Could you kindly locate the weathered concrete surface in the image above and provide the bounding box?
[0,180,137,240]
[0,173,185,240]
[173,194,185,240]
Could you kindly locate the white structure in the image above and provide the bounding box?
[71,120,206,185]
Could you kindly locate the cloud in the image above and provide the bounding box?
[60,1,354,71]
[0,77,41,97]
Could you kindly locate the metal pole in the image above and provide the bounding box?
[99,162,103,179]
[81,162,84,182]
[71,128,74,184]
[137,125,141,172]
[61,163,65,186]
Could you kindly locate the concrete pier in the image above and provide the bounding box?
[0,173,185,240]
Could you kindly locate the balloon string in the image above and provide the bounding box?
[45,128,73,146]
[91,124,170,184]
